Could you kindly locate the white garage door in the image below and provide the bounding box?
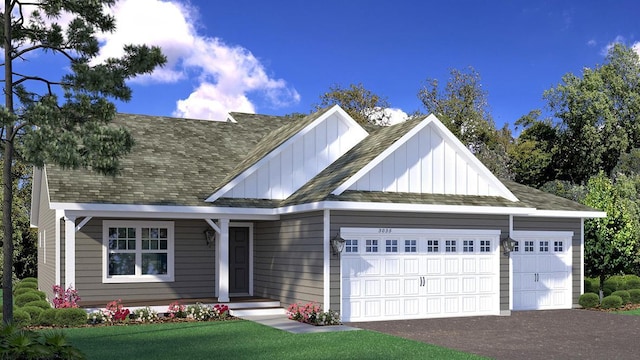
[340,228,500,322]
[511,231,573,310]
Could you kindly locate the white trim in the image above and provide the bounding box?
[523,210,606,218]
[206,105,368,202]
[340,227,501,237]
[75,216,92,232]
[230,222,254,296]
[580,218,585,295]
[218,218,230,302]
[64,216,76,288]
[51,202,279,217]
[323,209,330,311]
[510,230,575,239]
[30,167,42,228]
[102,220,175,283]
[204,219,221,234]
[508,215,514,311]
[55,210,62,287]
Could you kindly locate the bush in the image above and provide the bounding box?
[578,293,600,308]
[38,308,58,326]
[603,287,613,297]
[629,289,640,304]
[54,308,88,327]
[20,277,38,283]
[20,306,44,322]
[625,275,640,290]
[14,287,37,296]
[604,276,624,291]
[15,292,43,307]
[12,309,32,327]
[601,295,623,309]
[0,324,85,359]
[133,307,158,323]
[612,290,631,304]
[24,300,52,310]
[584,278,598,294]
[14,281,37,291]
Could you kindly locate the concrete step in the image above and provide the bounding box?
[230,307,287,317]
[226,300,281,310]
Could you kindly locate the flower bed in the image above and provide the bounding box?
[287,302,341,326]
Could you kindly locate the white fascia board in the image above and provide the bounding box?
[205,105,367,203]
[332,114,435,195]
[51,202,279,220]
[30,166,43,228]
[427,116,519,202]
[524,210,607,218]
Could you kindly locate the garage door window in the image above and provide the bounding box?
[345,239,358,253]
[524,241,534,252]
[405,240,417,252]
[366,240,378,252]
[463,240,474,252]
[554,241,563,252]
[386,240,398,252]
[539,241,549,252]
[445,240,456,252]
[480,240,491,252]
[427,240,439,252]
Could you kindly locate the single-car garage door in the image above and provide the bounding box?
[340,228,500,322]
[511,231,573,310]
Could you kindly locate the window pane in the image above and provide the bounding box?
[118,228,126,238]
[142,240,150,250]
[160,228,167,238]
[142,253,168,275]
[150,228,159,238]
[160,240,168,250]
[142,228,149,239]
[150,240,158,250]
[128,240,136,250]
[127,228,136,238]
[109,253,135,276]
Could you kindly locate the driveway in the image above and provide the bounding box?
[349,310,640,359]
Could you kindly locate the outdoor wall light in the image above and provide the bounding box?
[501,237,517,256]
[204,229,216,247]
[331,232,346,255]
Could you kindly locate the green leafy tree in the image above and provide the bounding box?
[583,173,640,297]
[317,83,392,126]
[542,44,640,184]
[418,66,511,177]
[1,0,166,323]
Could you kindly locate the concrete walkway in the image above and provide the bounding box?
[240,314,360,334]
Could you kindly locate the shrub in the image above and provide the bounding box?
[625,275,640,290]
[167,301,187,319]
[0,324,85,359]
[584,278,597,294]
[20,277,38,283]
[604,276,624,291]
[38,308,58,326]
[13,309,32,327]
[629,289,640,304]
[578,293,600,308]
[20,306,44,322]
[24,300,52,310]
[14,287,37,296]
[612,290,631,304]
[601,295,623,309]
[186,303,213,321]
[15,292,43,307]
[55,308,88,327]
[14,281,37,291]
[133,307,158,323]
[603,287,613,297]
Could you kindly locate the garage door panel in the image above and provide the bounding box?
[444,258,459,273]
[364,300,381,318]
[365,279,381,296]
[404,278,420,295]
[403,258,419,274]
[363,259,381,275]
[425,278,441,294]
[404,298,419,315]
[462,296,477,312]
[385,279,400,296]
[385,299,400,316]
[461,258,476,273]
[444,277,459,293]
[385,258,400,274]
[462,277,476,293]
[479,277,494,292]
[426,258,441,274]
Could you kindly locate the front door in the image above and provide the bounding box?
[229,227,250,295]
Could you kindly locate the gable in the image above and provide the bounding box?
[335,114,518,201]
[208,106,368,201]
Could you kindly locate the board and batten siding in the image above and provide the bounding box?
[347,123,502,197]
[253,212,325,306]
[228,113,364,200]
[329,211,511,312]
[37,177,57,302]
[513,216,583,306]
[73,218,216,303]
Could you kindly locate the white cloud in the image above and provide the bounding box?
[633,42,640,58]
[385,108,409,125]
[95,0,299,120]
[587,39,597,47]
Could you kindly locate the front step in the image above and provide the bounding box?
[230,307,287,317]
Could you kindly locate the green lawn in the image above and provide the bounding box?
[62,320,485,360]
[616,308,640,315]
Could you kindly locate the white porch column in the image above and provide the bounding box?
[64,216,76,289]
[217,218,230,302]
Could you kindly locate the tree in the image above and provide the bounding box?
[316,83,392,126]
[582,173,640,298]
[1,0,166,323]
[542,44,640,184]
[418,67,511,177]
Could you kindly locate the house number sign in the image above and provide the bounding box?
[378,228,392,234]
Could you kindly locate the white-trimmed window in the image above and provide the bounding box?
[445,240,456,252]
[103,220,174,283]
[385,239,398,253]
[539,241,549,252]
[427,239,439,253]
[345,239,358,253]
[463,240,474,252]
[480,240,491,253]
[554,241,563,252]
[404,240,417,253]
[366,239,378,253]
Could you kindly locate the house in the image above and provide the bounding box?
[30,105,605,322]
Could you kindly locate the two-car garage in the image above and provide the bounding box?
[339,227,574,322]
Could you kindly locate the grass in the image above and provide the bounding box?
[616,308,640,315]
[61,320,486,360]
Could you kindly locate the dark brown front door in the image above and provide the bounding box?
[229,227,250,294]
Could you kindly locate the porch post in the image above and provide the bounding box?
[218,218,230,302]
[64,216,76,289]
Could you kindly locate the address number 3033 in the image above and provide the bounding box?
[378,228,392,234]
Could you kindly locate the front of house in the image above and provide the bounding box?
[30,106,604,322]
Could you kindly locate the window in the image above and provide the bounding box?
[405,240,417,252]
[463,240,474,252]
[539,241,549,252]
[103,221,174,283]
[385,239,398,252]
[345,239,358,253]
[524,241,534,252]
[427,240,439,253]
[513,241,519,252]
[480,240,491,252]
[445,240,457,253]
[366,239,378,253]
[554,241,563,252]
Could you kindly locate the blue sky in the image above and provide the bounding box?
[23,1,640,129]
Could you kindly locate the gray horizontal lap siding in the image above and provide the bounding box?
[37,181,57,302]
[329,211,511,312]
[253,212,325,307]
[513,216,583,306]
[74,218,216,304]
